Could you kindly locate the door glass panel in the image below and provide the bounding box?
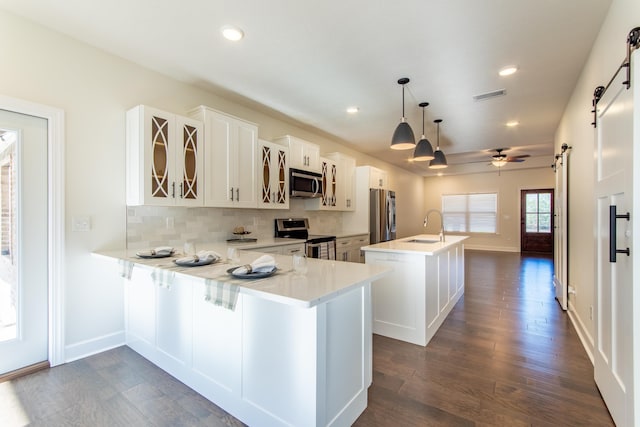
[262,145,270,203]
[539,214,552,232]
[277,150,286,203]
[151,116,169,198]
[182,124,197,200]
[539,193,551,212]
[0,130,16,342]
[526,193,538,213]
[526,213,538,232]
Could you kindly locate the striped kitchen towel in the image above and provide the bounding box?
[118,259,134,279]
[151,268,175,289]
[204,278,240,311]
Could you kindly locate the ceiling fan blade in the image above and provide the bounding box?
[506,158,526,162]
[507,154,530,159]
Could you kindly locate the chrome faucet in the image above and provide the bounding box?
[423,209,445,242]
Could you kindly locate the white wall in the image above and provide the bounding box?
[0,10,424,360]
[423,168,554,251]
[554,0,639,353]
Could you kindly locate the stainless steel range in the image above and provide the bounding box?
[274,218,336,260]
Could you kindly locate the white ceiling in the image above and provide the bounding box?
[0,0,611,176]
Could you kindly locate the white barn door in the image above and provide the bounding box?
[593,48,637,427]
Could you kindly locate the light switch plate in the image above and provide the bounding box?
[72,216,91,232]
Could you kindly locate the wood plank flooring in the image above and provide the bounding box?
[355,250,614,426]
[0,250,613,426]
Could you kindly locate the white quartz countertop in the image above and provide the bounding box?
[95,244,389,308]
[361,234,469,255]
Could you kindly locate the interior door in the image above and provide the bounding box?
[0,110,48,374]
[520,189,554,253]
[554,152,569,310]
[593,49,636,427]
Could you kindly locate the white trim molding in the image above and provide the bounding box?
[0,94,65,367]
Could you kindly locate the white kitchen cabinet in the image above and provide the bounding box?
[273,135,321,173]
[342,166,391,234]
[126,105,204,206]
[125,268,156,350]
[156,282,193,369]
[238,242,305,255]
[367,166,388,189]
[190,106,258,208]
[336,234,368,263]
[363,236,466,346]
[257,139,289,209]
[326,152,356,211]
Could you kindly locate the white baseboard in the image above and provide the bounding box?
[464,244,520,252]
[567,301,594,364]
[64,331,126,363]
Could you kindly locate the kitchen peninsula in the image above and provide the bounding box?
[362,234,468,346]
[95,246,389,427]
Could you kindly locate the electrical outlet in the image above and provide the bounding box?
[71,216,91,232]
[166,217,174,230]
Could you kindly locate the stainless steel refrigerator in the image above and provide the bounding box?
[369,188,396,243]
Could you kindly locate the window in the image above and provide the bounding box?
[442,193,497,233]
[524,192,552,233]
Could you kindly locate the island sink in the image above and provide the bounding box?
[404,238,440,244]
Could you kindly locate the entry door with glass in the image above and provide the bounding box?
[0,110,48,374]
[521,189,554,253]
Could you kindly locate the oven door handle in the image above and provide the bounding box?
[312,178,319,197]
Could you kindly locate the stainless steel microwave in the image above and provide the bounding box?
[289,168,322,198]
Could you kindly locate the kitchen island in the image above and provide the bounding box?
[362,234,468,346]
[96,247,389,427]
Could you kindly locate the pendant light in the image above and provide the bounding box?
[429,119,448,169]
[390,78,416,150]
[413,102,435,161]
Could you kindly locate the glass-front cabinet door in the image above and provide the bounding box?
[126,105,203,206]
[258,139,289,209]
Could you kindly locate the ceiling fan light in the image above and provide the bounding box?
[492,159,508,167]
[429,150,448,169]
[413,137,435,161]
[391,120,416,150]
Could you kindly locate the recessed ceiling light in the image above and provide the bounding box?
[499,66,518,77]
[437,172,443,177]
[506,120,519,127]
[346,106,359,114]
[221,25,244,41]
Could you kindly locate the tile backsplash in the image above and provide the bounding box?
[126,199,344,250]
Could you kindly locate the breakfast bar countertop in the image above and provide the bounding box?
[94,245,389,308]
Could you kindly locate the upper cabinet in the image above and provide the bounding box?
[326,152,356,211]
[190,106,258,208]
[258,139,289,209]
[305,153,355,211]
[126,105,204,206]
[367,166,388,189]
[273,135,321,173]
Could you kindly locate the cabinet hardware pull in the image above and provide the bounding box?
[172,182,176,198]
[236,188,239,201]
[609,205,631,262]
[230,187,234,201]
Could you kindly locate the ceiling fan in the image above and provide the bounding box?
[490,148,529,167]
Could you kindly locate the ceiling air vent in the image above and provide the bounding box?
[473,89,507,101]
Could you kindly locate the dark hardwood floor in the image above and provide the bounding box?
[356,250,614,426]
[0,250,613,426]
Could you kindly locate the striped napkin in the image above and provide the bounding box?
[151,268,175,289]
[204,278,239,310]
[118,259,134,279]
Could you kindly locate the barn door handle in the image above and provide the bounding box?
[609,205,630,262]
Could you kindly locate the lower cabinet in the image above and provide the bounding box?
[365,242,464,346]
[124,269,372,427]
[336,234,369,263]
[239,243,305,256]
